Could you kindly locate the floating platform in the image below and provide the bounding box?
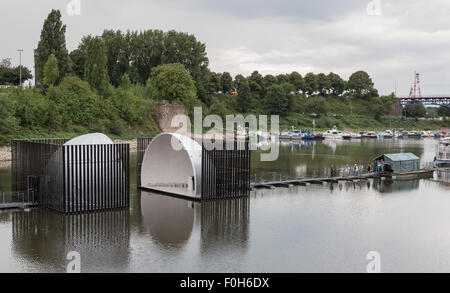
[0,202,38,210]
[250,169,446,190]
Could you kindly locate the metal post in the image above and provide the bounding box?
[17,49,23,86]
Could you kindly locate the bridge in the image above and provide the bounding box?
[398,96,450,106]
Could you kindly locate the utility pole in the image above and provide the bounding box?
[17,49,23,86]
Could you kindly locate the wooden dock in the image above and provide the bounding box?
[251,173,390,190]
[251,168,450,190]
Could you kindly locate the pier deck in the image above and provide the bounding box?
[251,168,450,190]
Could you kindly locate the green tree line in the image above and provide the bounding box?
[0,9,448,145]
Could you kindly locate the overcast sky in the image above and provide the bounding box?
[2,0,450,95]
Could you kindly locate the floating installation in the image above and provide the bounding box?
[138,133,251,200]
[11,133,130,214]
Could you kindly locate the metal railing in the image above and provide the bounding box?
[0,189,36,204]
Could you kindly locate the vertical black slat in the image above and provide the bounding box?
[88,145,92,212]
[123,144,126,208]
[247,137,251,197]
[117,144,121,208]
[86,145,91,212]
[126,144,130,208]
[76,145,80,213]
[122,144,125,208]
[118,144,122,208]
[70,145,75,214]
[62,146,66,213]
[78,144,82,213]
[82,145,86,212]
[115,144,119,209]
[104,144,108,210]
[201,144,204,199]
[101,144,104,210]
[65,144,68,212]
[94,144,98,212]
[109,144,113,209]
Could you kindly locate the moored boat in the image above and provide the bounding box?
[373,153,433,179]
[323,126,344,139]
[435,137,450,167]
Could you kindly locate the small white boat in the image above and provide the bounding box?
[378,130,394,139]
[323,126,344,139]
[279,130,292,140]
[351,133,362,139]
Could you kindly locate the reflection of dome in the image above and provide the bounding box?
[141,133,202,198]
[140,191,195,246]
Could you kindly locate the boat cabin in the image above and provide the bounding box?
[373,153,420,173]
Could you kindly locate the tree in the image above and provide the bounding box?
[437,105,450,118]
[69,35,92,79]
[328,72,345,96]
[43,54,59,87]
[263,74,277,90]
[317,73,331,96]
[307,97,327,117]
[303,72,318,96]
[237,79,252,113]
[289,71,303,93]
[220,72,233,94]
[102,30,131,87]
[347,70,377,98]
[36,9,69,85]
[0,66,32,85]
[0,93,19,145]
[403,104,427,118]
[248,70,264,96]
[149,63,197,106]
[263,84,289,116]
[84,37,110,95]
[205,71,221,93]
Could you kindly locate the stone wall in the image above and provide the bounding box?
[154,103,186,132]
[388,99,403,117]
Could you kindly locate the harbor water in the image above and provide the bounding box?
[0,138,449,272]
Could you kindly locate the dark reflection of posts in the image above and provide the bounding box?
[12,209,130,272]
[200,198,250,254]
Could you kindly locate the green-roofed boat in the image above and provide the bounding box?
[373,153,434,179]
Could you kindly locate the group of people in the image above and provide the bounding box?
[329,163,377,177]
[329,159,391,177]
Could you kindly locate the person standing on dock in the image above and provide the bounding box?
[353,164,359,176]
[330,165,335,177]
[367,164,372,173]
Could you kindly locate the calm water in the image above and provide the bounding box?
[0,138,449,273]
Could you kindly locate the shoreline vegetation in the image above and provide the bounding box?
[1,9,449,148]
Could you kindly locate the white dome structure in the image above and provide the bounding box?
[140,133,202,198]
[64,133,114,146]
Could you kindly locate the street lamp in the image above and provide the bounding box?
[17,49,23,86]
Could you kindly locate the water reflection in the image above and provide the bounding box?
[200,198,249,255]
[140,192,195,247]
[140,191,249,253]
[12,209,130,272]
[326,178,422,194]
